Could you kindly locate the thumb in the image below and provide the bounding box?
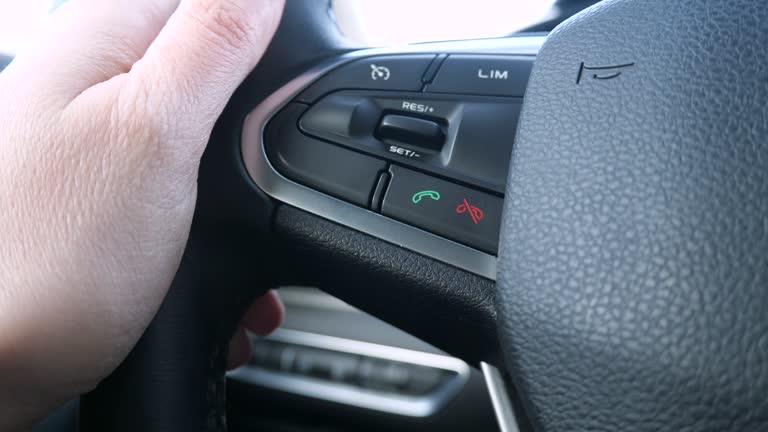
[129,0,283,139]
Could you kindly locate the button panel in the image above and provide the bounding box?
[262,51,536,259]
[382,166,503,254]
[299,90,521,193]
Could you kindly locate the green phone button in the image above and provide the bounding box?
[412,190,441,204]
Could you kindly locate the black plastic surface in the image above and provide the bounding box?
[425,55,534,97]
[299,90,522,193]
[272,205,500,367]
[422,54,447,84]
[300,92,378,142]
[266,103,387,207]
[378,114,446,151]
[371,172,390,212]
[296,55,436,103]
[382,166,502,254]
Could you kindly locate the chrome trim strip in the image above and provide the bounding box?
[481,362,521,432]
[277,286,360,312]
[228,328,470,417]
[241,36,546,280]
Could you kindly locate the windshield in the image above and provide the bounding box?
[333,0,556,46]
[0,0,53,55]
[0,0,557,56]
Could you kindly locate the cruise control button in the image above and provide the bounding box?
[425,55,534,97]
[297,55,437,103]
[382,166,502,254]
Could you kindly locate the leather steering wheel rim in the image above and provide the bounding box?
[79,0,768,431]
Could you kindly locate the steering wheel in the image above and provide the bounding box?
[78,0,768,430]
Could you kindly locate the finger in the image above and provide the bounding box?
[227,327,251,370]
[128,0,284,139]
[227,290,284,370]
[7,0,180,105]
[240,290,284,336]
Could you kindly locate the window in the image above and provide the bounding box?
[0,0,65,55]
[332,0,556,46]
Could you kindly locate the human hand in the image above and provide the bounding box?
[0,0,283,428]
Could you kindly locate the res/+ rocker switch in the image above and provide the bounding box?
[377,114,446,152]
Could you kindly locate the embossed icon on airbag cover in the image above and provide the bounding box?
[576,62,635,84]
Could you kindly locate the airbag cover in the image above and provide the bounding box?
[497,1,768,431]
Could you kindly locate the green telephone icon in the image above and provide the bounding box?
[412,190,441,204]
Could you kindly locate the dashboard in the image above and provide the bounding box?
[228,288,500,432]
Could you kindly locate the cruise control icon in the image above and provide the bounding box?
[370,64,391,81]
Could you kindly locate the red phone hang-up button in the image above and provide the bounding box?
[381,166,502,254]
[456,198,484,224]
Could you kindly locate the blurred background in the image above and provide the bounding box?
[0,0,556,55]
[0,0,55,55]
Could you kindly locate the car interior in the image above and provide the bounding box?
[1,0,766,431]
